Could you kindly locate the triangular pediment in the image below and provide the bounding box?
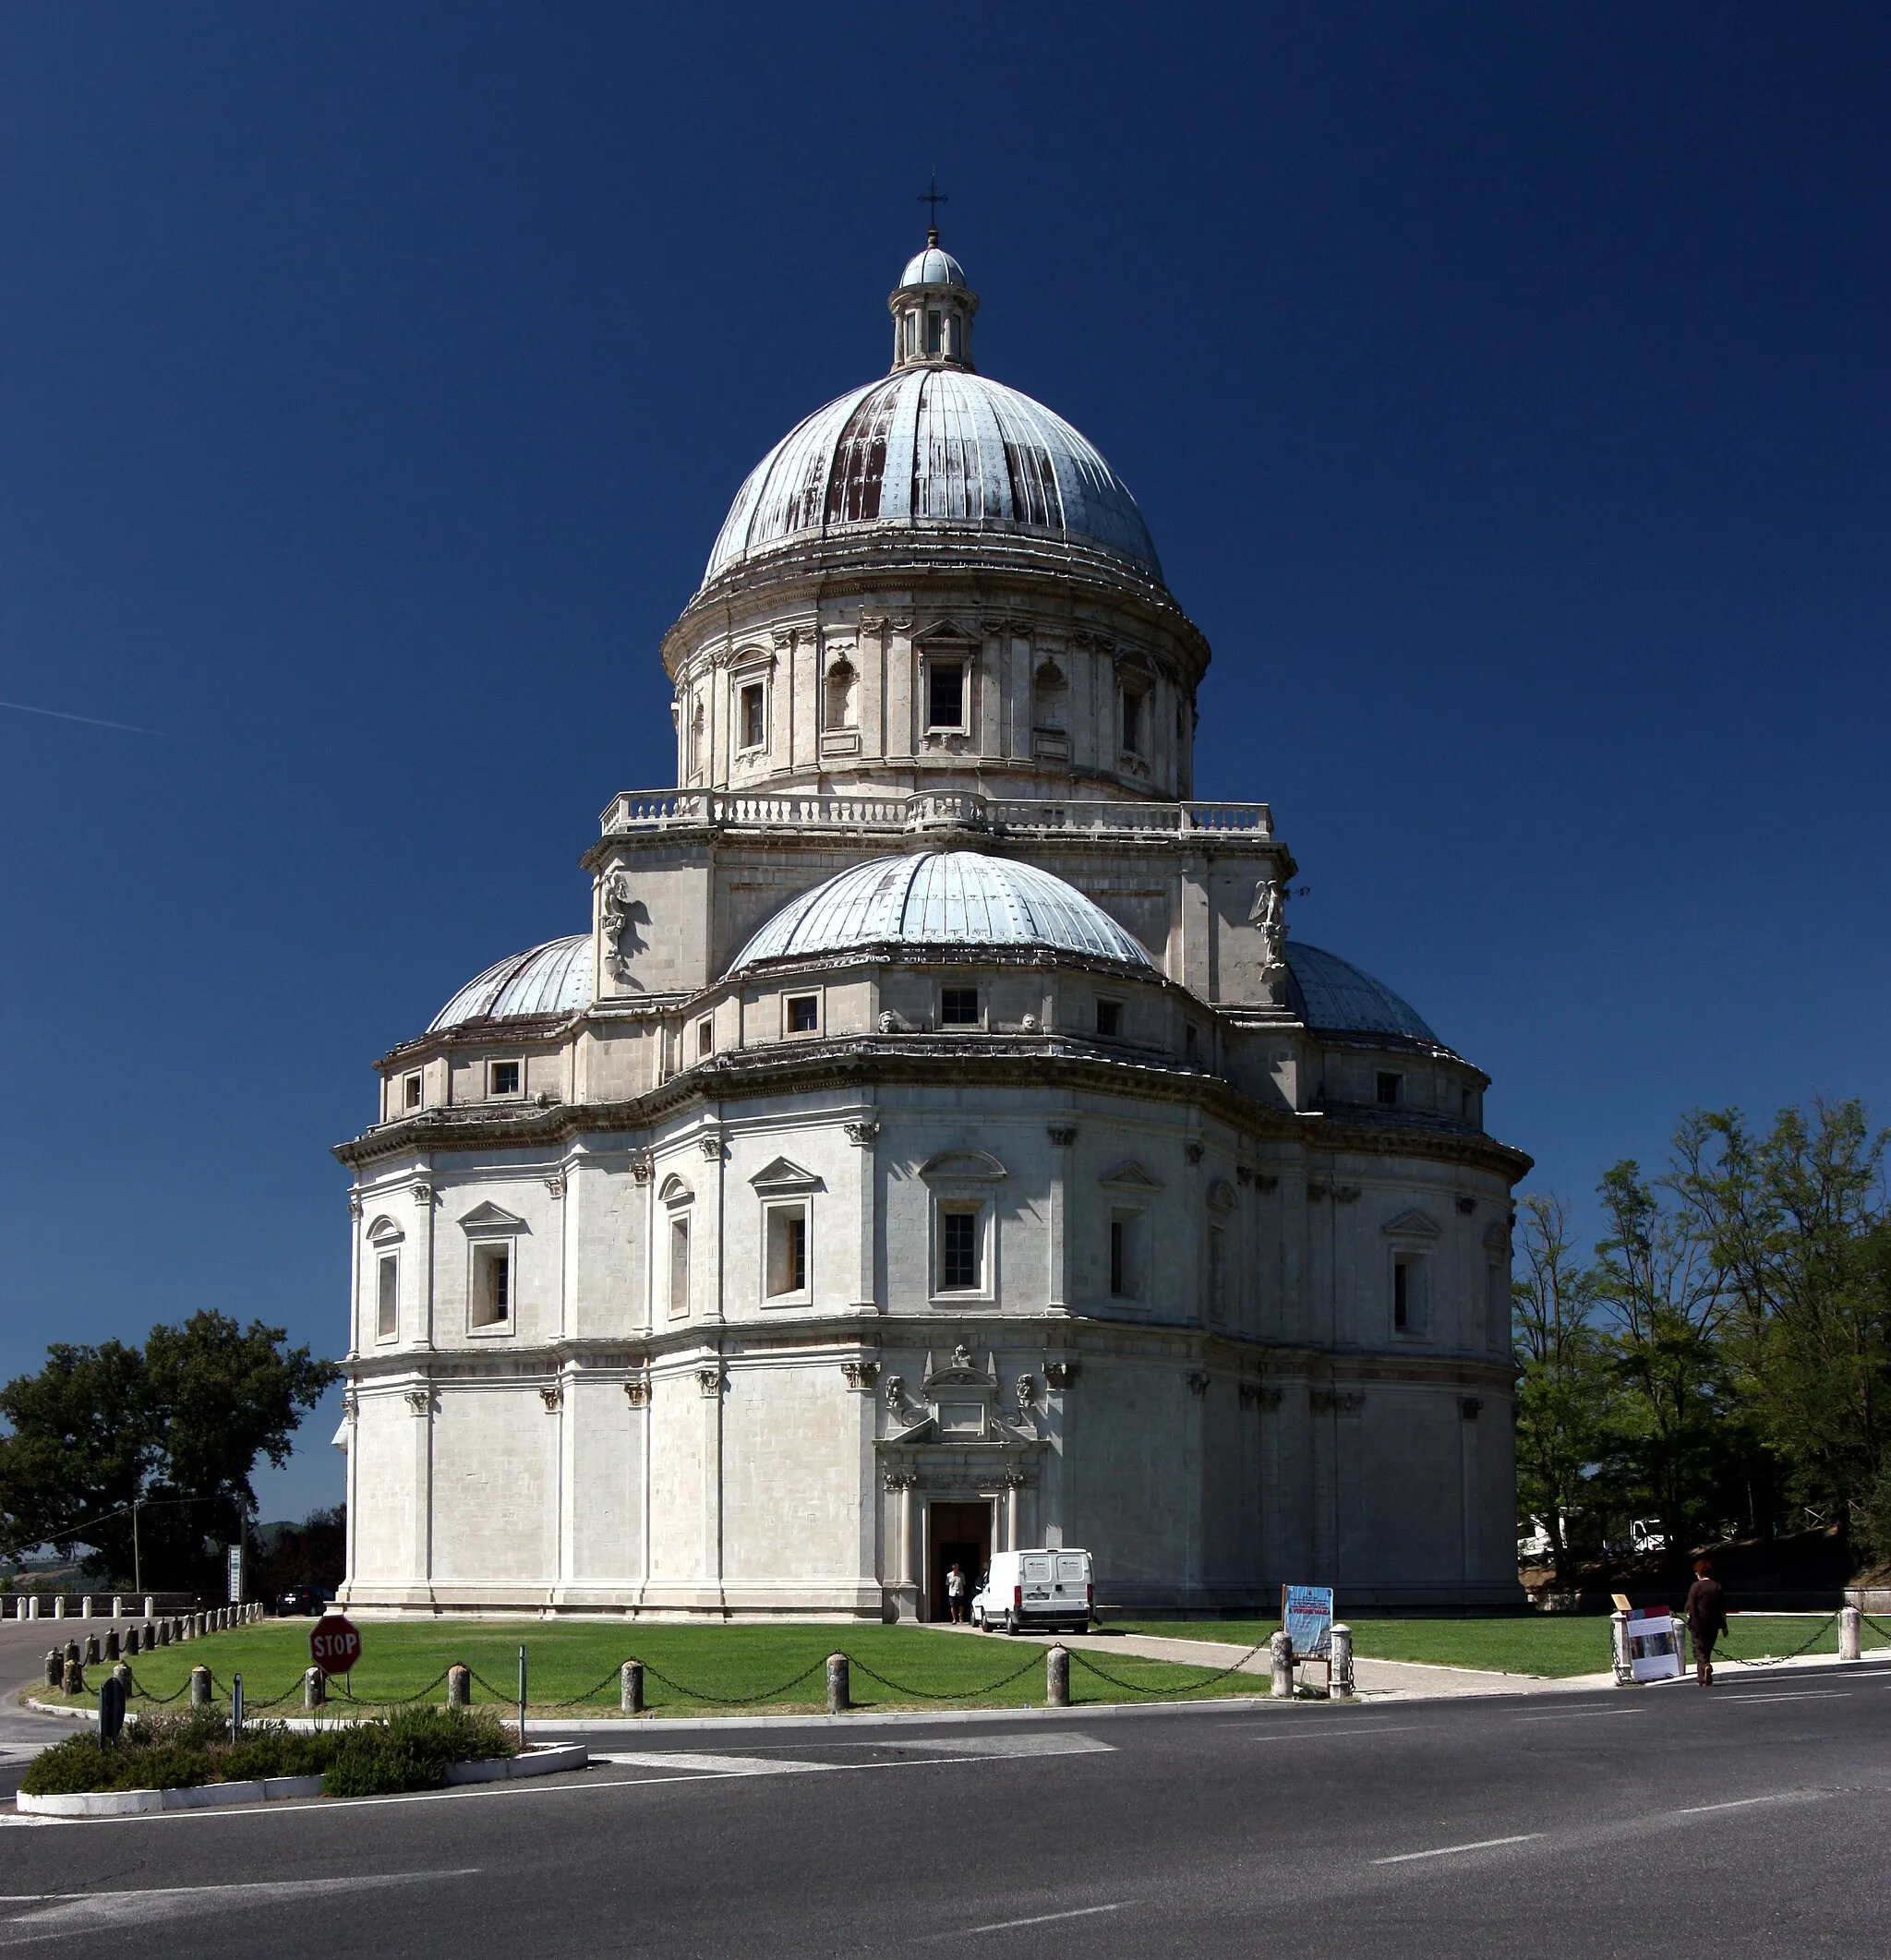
[1100,1159,1162,1193]
[913,618,977,646]
[749,1156,824,1196]
[459,1200,525,1234]
[920,1148,1007,1183]
[1381,1207,1443,1241]
[1206,1178,1238,1213]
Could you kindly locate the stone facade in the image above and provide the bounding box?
[334,234,1530,1618]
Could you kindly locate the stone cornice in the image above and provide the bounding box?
[335,1040,1531,1184]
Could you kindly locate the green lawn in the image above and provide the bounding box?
[1107,1613,1891,1678]
[35,1620,1271,1717]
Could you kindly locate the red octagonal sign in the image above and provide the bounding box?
[310,1613,361,1676]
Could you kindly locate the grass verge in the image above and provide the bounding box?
[38,1620,1271,1716]
[1105,1612,1891,1677]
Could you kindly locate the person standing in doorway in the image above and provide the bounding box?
[1685,1557,1728,1686]
[946,1562,967,1624]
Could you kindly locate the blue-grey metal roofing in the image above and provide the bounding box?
[430,935,593,1031]
[1283,942,1443,1046]
[727,852,1154,975]
[898,245,966,288]
[701,368,1164,591]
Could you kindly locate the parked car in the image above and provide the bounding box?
[971,1547,1092,1634]
[275,1583,329,1617]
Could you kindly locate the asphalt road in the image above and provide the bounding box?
[2,1617,1887,1959]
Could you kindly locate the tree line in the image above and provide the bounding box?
[0,1311,338,1594]
[1514,1098,1891,1582]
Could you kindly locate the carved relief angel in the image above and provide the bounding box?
[599,871,649,988]
[1248,876,1287,974]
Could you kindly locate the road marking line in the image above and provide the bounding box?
[1244,1726,1419,1741]
[1717,1691,1847,1704]
[1372,1834,1543,1865]
[1674,1793,1807,1815]
[1514,1709,1647,1722]
[592,1752,824,1775]
[964,1903,1133,1934]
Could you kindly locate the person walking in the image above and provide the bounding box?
[1685,1557,1728,1686]
[946,1562,967,1625]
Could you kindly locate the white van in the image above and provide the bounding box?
[970,1547,1093,1634]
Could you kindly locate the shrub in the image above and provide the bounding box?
[320,1706,515,1798]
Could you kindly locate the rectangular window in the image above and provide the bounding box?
[1209,1226,1227,1324]
[786,993,819,1034]
[1095,998,1122,1038]
[927,660,965,730]
[1184,1025,1198,1063]
[471,1244,511,1328]
[1122,688,1144,756]
[697,1016,714,1058]
[741,682,765,750]
[1377,1071,1403,1108]
[488,1059,521,1098]
[765,1207,808,1298]
[926,309,942,355]
[668,1218,690,1319]
[940,1208,981,1291]
[1393,1257,1427,1334]
[1109,1215,1139,1299]
[940,987,980,1028]
[376,1254,398,1341]
[403,1072,422,1111]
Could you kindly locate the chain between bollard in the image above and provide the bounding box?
[1066,1641,1268,1696]
[841,1653,1043,1700]
[1721,1610,1840,1668]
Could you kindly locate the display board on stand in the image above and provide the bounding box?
[1283,1584,1335,1688]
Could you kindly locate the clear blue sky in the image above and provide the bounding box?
[2,6,1884,1521]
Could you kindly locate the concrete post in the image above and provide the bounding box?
[53,1595,66,1620]
[1270,1629,1295,1699]
[27,1595,39,1620]
[157,1620,171,1648]
[620,1661,644,1714]
[1046,1646,1070,1708]
[63,1653,85,1695]
[81,1596,92,1619]
[111,1662,132,1693]
[125,1626,140,1656]
[1330,1623,1355,1700]
[44,1649,62,1689]
[141,1621,156,1651]
[1840,1605,1862,1663]
[446,1665,470,1711]
[111,1596,123,1619]
[83,1634,100,1667]
[826,1653,850,1714]
[103,1628,120,1661]
[143,1596,155,1619]
[190,1665,211,1707]
[1610,1609,1633,1686]
[304,1667,327,1712]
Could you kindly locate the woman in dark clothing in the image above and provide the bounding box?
[1685,1557,1728,1686]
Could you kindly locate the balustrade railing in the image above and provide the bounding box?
[600,788,1271,841]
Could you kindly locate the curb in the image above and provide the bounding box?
[14,1743,588,1817]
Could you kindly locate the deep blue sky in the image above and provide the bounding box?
[2,6,1884,1521]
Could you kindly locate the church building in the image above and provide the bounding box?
[334,231,1529,1618]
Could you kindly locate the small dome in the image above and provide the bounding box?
[430,935,592,1031]
[899,243,966,290]
[1283,943,1445,1049]
[727,851,1153,975]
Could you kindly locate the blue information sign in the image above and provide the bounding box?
[1282,1584,1334,1660]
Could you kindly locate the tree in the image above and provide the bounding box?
[0,1313,339,1593]
[1591,1149,1739,1563]
[1512,1194,1609,1584]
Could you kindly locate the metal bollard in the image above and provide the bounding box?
[620,1660,644,1715]
[83,1634,101,1667]
[44,1649,62,1689]
[1330,1623,1355,1701]
[104,1628,120,1662]
[1840,1605,1862,1663]
[64,1653,85,1695]
[826,1653,850,1714]
[1270,1629,1295,1699]
[447,1665,470,1711]
[1046,1645,1070,1708]
[304,1667,326,1712]
[190,1665,211,1707]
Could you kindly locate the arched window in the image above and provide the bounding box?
[825,657,856,729]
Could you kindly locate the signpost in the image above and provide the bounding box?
[310,1613,362,1679]
[226,1543,244,1605]
[1626,1606,1683,1683]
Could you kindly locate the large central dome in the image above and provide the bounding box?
[701,235,1164,595]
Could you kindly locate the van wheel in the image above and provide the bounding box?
[1006,1610,1019,1636]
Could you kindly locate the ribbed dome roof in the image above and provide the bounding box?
[701,368,1162,592]
[727,852,1153,975]
[1283,943,1444,1048]
[898,243,966,288]
[430,935,593,1031]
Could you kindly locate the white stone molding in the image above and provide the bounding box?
[403,1389,432,1417]
[840,1361,880,1392]
[1042,1361,1079,1389]
[1206,1178,1237,1212]
[412,1183,434,1208]
[919,1148,1006,1183]
[599,870,647,988]
[1186,1371,1211,1399]
[624,1377,651,1408]
[539,1383,563,1412]
[844,1119,881,1147]
[629,1150,655,1184]
[1380,1208,1443,1241]
[1047,1125,1077,1148]
[1099,1159,1162,1193]
[459,1200,526,1237]
[544,1172,566,1199]
[657,1173,693,1208]
[1483,1220,1512,1253]
[749,1157,824,1195]
[1185,1142,1205,1165]
[698,1130,726,1161]
[366,1214,405,1245]
[695,1366,726,1399]
[1239,1382,1282,1411]
[347,1192,363,1220]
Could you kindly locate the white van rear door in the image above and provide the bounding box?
[1054,1553,1088,1599]
[1021,1554,1054,1604]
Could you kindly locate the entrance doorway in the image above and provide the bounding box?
[929,1501,993,1623]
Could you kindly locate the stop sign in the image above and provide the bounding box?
[309,1613,361,1676]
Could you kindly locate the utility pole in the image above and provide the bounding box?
[131,1500,140,1598]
